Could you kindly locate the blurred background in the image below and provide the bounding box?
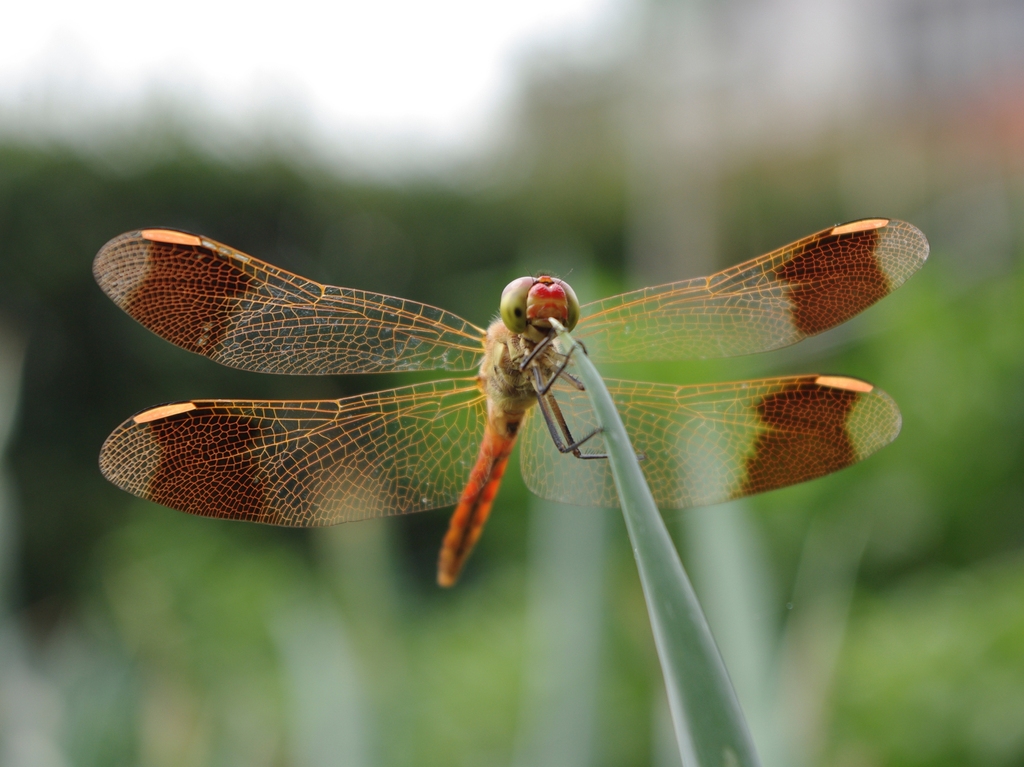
[1,0,1023,765]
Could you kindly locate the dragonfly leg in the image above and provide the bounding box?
[520,330,588,391]
[518,330,554,372]
[532,369,606,460]
[547,394,607,459]
[559,370,585,391]
[531,341,580,396]
[532,362,648,463]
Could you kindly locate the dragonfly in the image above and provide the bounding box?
[94,217,927,586]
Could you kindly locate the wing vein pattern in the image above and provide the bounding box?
[575,219,928,362]
[93,230,487,374]
[99,379,487,525]
[520,375,901,508]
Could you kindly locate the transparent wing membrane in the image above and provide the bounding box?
[575,219,928,362]
[520,375,902,509]
[93,229,487,374]
[95,220,920,528]
[99,379,487,525]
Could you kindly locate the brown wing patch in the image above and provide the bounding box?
[775,225,887,335]
[127,238,255,355]
[149,410,268,522]
[742,378,859,496]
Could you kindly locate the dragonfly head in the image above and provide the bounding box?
[501,275,580,339]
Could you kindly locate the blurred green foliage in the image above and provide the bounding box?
[0,132,1022,767]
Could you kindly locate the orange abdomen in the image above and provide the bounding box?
[437,421,518,587]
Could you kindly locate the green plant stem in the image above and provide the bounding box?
[551,321,762,767]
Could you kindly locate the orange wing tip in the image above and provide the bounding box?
[815,375,873,393]
[830,218,890,236]
[141,229,202,246]
[133,402,197,424]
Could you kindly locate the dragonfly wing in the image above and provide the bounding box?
[520,375,900,508]
[94,229,487,374]
[99,379,486,525]
[575,218,928,362]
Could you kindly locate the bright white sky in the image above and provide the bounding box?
[0,0,621,170]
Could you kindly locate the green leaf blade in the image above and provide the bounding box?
[551,321,762,767]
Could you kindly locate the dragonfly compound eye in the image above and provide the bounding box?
[500,276,534,333]
[551,278,580,331]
